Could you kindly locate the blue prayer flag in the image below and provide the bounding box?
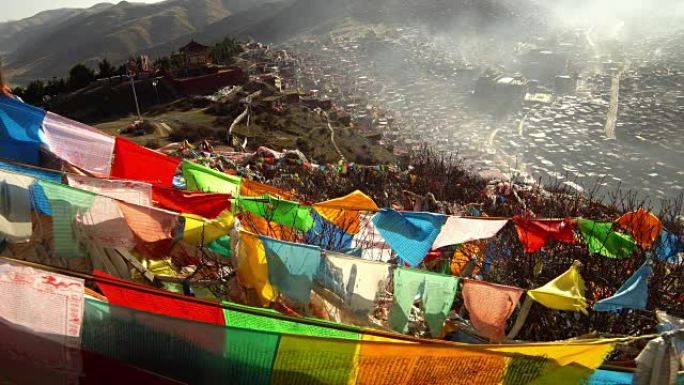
[0,96,47,164]
[654,230,684,263]
[259,236,321,306]
[593,261,652,312]
[371,209,447,267]
[304,211,353,252]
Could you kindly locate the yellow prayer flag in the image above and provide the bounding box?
[181,211,234,246]
[313,190,379,234]
[527,260,588,314]
[237,231,277,306]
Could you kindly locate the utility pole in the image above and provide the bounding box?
[127,59,142,120]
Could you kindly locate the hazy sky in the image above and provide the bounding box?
[1,0,164,22]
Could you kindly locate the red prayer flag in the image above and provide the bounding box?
[513,217,576,253]
[94,271,225,325]
[111,137,181,186]
[152,186,231,218]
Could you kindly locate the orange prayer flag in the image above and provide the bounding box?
[313,190,378,235]
[240,178,292,199]
[616,208,662,249]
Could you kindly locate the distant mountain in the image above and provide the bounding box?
[1,0,533,85]
[1,0,281,84]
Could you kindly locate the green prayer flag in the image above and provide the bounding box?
[181,160,241,196]
[238,195,314,232]
[38,180,96,258]
[223,302,360,340]
[389,268,460,337]
[577,218,638,258]
[208,235,232,258]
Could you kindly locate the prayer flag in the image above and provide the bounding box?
[238,195,314,232]
[432,217,508,249]
[94,270,225,325]
[305,210,353,252]
[259,235,321,306]
[240,178,292,199]
[152,186,231,218]
[236,231,278,306]
[653,230,684,263]
[513,217,576,253]
[313,190,378,235]
[528,260,588,314]
[316,252,390,320]
[0,161,62,215]
[41,112,114,176]
[577,218,638,258]
[372,209,447,267]
[616,208,663,249]
[389,268,459,337]
[593,261,652,312]
[67,174,152,205]
[39,180,96,257]
[0,95,46,164]
[117,201,179,244]
[111,137,180,186]
[462,280,524,342]
[0,261,84,337]
[77,195,135,248]
[0,170,34,242]
[351,213,393,261]
[182,160,241,195]
[182,211,234,246]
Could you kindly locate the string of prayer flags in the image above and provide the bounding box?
[513,217,576,253]
[653,230,684,263]
[0,95,46,164]
[41,112,114,176]
[240,178,292,199]
[238,194,314,232]
[593,261,653,312]
[259,235,321,307]
[315,252,391,321]
[152,186,231,218]
[527,260,588,314]
[577,218,638,259]
[236,231,278,306]
[94,270,225,325]
[0,170,34,242]
[181,160,241,196]
[461,280,524,342]
[312,190,379,235]
[39,180,96,257]
[67,174,152,206]
[181,212,234,246]
[432,217,508,250]
[389,268,460,337]
[616,208,663,249]
[111,137,181,186]
[372,209,447,267]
